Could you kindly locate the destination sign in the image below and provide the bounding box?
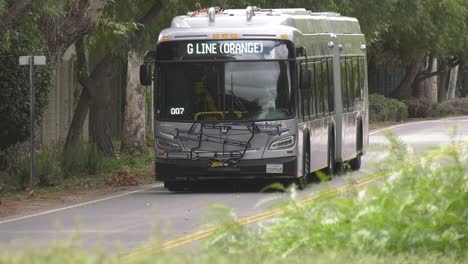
[186,42,264,55]
[156,40,293,61]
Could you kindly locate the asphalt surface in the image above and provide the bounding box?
[1,116,467,252]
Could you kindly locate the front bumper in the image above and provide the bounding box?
[156,156,297,181]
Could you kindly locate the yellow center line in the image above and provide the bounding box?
[123,141,468,261]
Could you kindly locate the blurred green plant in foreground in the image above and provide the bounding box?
[0,135,466,263]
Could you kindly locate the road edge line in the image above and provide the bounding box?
[0,184,163,225]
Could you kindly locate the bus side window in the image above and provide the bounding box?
[311,62,316,118]
[327,58,334,113]
[359,57,365,100]
[322,59,329,115]
[348,58,355,109]
[353,57,360,106]
[341,59,348,111]
[315,60,323,116]
[303,63,310,120]
[297,62,304,121]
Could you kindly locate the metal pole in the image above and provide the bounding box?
[29,56,36,188]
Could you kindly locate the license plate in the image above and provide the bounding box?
[266,164,283,174]
[211,161,224,168]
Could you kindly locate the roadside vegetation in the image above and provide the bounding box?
[0,135,466,263]
[0,142,154,197]
[370,94,468,122]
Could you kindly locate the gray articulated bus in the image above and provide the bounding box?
[140,7,369,191]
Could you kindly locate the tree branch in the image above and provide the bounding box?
[414,58,463,83]
[39,0,108,65]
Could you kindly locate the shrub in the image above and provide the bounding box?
[61,143,103,177]
[432,98,468,117]
[403,97,434,118]
[0,14,51,150]
[369,94,408,122]
[207,136,468,260]
[2,146,62,191]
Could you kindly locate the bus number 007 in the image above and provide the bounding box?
[170,108,185,115]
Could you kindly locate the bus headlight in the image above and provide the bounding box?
[269,136,295,150]
[157,138,181,151]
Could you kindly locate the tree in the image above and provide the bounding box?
[384,0,467,100]
[0,13,50,150]
[120,51,147,154]
[24,0,110,155]
[64,0,167,156]
[0,0,34,27]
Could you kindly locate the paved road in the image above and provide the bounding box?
[1,116,467,252]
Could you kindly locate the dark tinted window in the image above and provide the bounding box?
[157,61,293,121]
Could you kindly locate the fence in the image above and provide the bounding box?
[39,46,127,147]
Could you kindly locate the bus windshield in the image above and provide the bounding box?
[157,60,293,122]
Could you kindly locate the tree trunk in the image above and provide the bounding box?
[89,57,114,157]
[64,1,165,155]
[423,58,438,103]
[391,58,424,99]
[462,61,468,97]
[64,38,91,150]
[447,65,459,100]
[64,87,90,148]
[121,51,147,155]
[438,62,449,102]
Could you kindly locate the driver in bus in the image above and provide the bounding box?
[192,67,219,120]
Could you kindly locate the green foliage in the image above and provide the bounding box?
[0,13,51,149]
[0,139,467,263]
[62,143,103,177]
[403,97,434,118]
[98,151,154,175]
[2,146,62,191]
[431,98,468,117]
[0,0,7,16]
[2,142,153,192]
[369,94,408,122]
[206,138,468,260]
[349,0,467,63]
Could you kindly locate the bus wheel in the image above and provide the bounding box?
[350,126,362,171]
[165,181,186,192]
[326,136,335,177]
[335,161,344,175]
[298,145,310,189]
[350,154,361,170]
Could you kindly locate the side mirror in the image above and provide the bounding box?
[301,66,311,90]
[140,64,152,86]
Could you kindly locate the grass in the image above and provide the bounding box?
[0,141,154,197]
[0,135,467,263]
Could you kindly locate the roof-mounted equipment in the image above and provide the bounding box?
[246,6,254,21]
[208,7,216,23]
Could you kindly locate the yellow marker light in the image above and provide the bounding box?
[221,34,228,39]
[162,36,170,41]
[230,34,238,38]
[280,34,289,40]
[213,34,220,39]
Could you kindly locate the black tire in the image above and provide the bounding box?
[350,124,362,171]
[298,142,310,189]
[326,135,335,178]
[350,155,361,170]
[165,181,187,192]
